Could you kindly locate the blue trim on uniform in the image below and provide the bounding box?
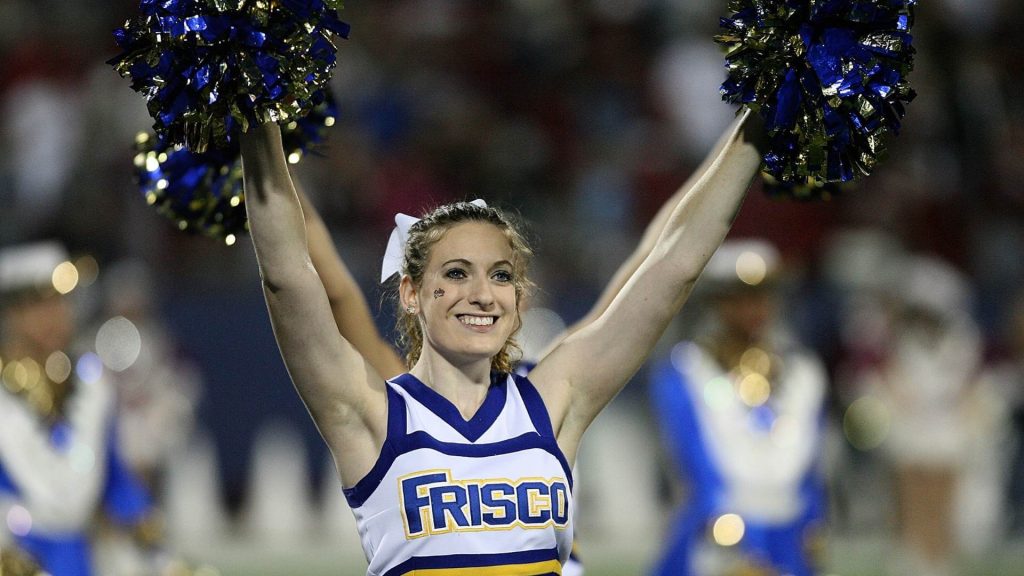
[382,547,561,576]
[391,373,507,443]
[388,378,409,438]
[402,431,574,489]
[344,373,574,509]
[510,373,554,439]
[344,429,574,508]
[508,373,574,486]
[343,384,407,508]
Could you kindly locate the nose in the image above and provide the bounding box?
[467,275,495,310]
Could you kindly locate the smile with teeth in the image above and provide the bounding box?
[458,315,496,326]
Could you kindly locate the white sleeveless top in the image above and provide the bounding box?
[344,372,574,576]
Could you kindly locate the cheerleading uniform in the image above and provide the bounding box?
[0,373,152,576]
[345,372,574,576]
[514,361,584,576]
[649,341,827,576]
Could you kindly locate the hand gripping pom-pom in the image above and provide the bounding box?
[133,91,338,240]
[717,0,916,198]
[110,0,349,153]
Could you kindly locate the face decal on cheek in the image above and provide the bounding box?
[433,288,445,299]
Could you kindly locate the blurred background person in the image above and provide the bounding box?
[862,255,993,576]
[89,258,210,573]
[648,239,829,576]
[0,241,156,576]
[98,258,202,492]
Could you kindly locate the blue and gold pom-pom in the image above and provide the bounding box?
[134,91,338,240]
[717,0,916,198]
[762,173,846,200]
[110,0,349,153]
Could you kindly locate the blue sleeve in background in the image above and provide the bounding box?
[102,428,153,525]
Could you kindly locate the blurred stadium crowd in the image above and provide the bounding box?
[2,0,1024,574]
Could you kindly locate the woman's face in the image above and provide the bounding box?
[404,221,519,367]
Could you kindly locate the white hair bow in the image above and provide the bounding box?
[380,199,488,283]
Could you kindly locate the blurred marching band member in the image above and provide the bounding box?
[0,242,156,576]
[649,240,829,576]
[868,256,984,576]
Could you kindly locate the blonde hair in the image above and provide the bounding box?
[395,201,534,373]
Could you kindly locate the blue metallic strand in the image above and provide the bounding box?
[131,91,338,239]
[110,0,350,152]
[715,0,916,198]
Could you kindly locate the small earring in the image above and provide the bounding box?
[406,305,416,314]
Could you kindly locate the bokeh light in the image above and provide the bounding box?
[712,513,745,546]
[737,372,771,407]
[95,316,143,372]
[74,255,100,288]
[45,351,72,384]
[2,359,29,392]
[6,505,32,537]
[51,261,79,294]
[75,352,104,384]
[843,395,891,451]
[703,376,733,410]
[739,347,771,375]
[735,250,767,286]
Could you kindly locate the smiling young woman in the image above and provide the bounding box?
[395,208,534,382]
[239,108,762,575]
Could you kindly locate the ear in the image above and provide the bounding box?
[399,275,419,310]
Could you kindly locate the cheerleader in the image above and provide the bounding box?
[286,112,747,574]
[238,104,762,573]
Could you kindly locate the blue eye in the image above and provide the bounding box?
[445,268,467,280]
[492,270,513,283]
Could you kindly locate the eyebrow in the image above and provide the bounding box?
[442,258,513,270]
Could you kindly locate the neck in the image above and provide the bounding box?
[410,352,494,420]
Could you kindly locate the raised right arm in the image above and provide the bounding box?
[295,183,406,379]
[240,123,386,484]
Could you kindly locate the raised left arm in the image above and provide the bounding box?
[530,109,762,460]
